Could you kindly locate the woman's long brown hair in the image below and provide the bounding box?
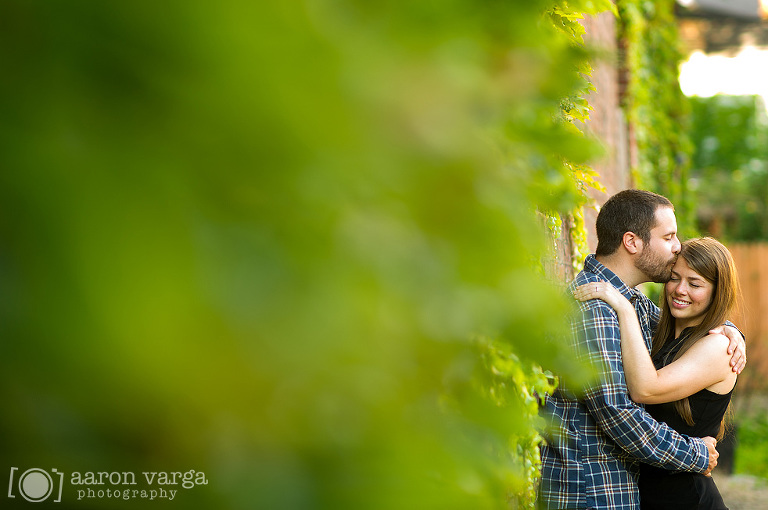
[650,237,742,440]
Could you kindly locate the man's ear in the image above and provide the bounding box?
[623,232,642,254]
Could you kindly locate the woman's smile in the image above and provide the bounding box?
[670,297,692,309]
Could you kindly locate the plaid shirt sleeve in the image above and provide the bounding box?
[574,298,710,473]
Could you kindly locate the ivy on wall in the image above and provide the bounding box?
[478,2,614,506]
[618,0,696,236]
[541,1,612,279]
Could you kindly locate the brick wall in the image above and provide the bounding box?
[547,10,635,284]
[581,10,634,253]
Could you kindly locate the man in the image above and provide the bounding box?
[539,189,746,510]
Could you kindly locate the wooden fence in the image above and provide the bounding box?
[728,243,768,396]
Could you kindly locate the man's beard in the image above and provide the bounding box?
[636,248,676,283]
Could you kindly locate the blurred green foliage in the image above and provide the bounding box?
[734,412,768,479]
[618,0,697,238]
[687,95,768,241]
[0,0,608,508]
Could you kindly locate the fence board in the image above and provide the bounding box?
[728,243,768,394]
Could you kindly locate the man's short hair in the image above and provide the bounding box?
[595,189,673,256]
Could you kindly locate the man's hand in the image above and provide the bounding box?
[711,325,746,374]
[702,436,719,476]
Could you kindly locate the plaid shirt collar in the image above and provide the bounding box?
[583,254,642,304]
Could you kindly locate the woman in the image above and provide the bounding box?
[574,237,742,509]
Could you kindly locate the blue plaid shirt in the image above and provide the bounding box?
[538,255,709,510]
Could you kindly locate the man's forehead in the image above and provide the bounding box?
[652,206,677,231]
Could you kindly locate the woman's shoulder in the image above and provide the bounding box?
[696,333,739,392]
[690,332,731,359]
[701,331,729,345]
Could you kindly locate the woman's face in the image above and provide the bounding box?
[665,256,714,330]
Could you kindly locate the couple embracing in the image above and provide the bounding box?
[539,189,746,510]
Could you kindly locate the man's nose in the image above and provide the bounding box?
[672,236,682,254]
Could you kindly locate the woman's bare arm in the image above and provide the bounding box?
[573,282,734,403]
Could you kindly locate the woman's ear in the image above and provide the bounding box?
[623,231,642,254]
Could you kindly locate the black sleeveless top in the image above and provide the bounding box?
[638,328,734,510]
[646,329,734,439]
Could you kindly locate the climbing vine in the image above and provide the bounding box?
[543,1,612,277]
[473,3,614,508]
[618,0,696,236]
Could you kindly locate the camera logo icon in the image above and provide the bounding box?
[8,467,64,503]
